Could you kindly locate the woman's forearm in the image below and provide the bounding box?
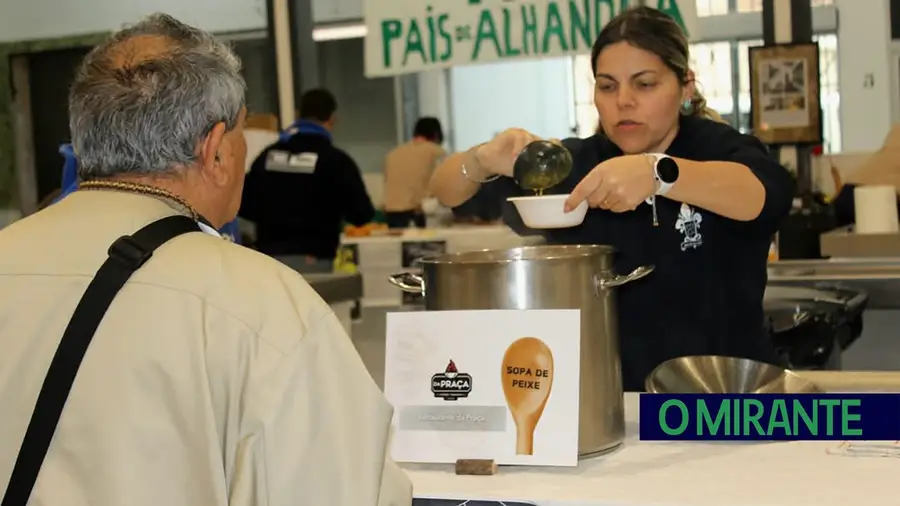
[429,147,490,208]
[667,158,767,221]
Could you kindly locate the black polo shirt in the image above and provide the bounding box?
[239,133,375,259]
[500,115,794,391]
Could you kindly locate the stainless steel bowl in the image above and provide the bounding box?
[645,355,822,394]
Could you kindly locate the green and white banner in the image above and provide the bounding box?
[364,0,699,77]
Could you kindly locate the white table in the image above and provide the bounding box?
[404,393,893,506]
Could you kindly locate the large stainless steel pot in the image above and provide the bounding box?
[388,245,653,457]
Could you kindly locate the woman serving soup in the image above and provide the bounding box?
[429,6,794,392]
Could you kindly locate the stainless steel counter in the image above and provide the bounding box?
[769,257,900,309]
[304,273,363,304]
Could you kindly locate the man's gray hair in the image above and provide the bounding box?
[69,13,246,178]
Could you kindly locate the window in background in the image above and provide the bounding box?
[735,0,762,13]
[571,55,598,138]
[695,0,729,16]
[689,42,735,123]
[729,0,833,13]
[815,34,841,153]
[737,39,764,133]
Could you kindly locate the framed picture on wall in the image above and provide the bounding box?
[748,42,823,145]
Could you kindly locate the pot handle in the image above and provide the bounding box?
[388,272,426,294]
[594,265,655,291]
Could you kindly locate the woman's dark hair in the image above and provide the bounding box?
[589,6,723,126]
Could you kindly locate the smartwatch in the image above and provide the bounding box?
[647,153,679,196]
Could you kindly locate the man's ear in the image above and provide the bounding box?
[199,121,228,184]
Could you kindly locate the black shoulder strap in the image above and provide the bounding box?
[1,215,202,506]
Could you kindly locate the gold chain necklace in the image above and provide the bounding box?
[78,180,199,221]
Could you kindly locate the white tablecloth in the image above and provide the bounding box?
[404,393,892,506]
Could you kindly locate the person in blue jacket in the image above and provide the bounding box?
[54,143,243,243]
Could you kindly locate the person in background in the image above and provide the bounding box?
[240,88,374,271]
[0,14,410,506]
[55,144,244,243]
[382,117,446,229]
[429,6,793,392]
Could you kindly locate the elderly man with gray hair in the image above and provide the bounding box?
[0,13,411,506]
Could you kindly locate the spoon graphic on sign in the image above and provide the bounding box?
[501,337,554,455]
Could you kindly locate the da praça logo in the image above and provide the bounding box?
[431,359,473,401]
[638,394,900,441]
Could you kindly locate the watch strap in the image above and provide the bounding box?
[648,153,674,196]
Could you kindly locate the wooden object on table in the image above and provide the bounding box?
[455,459,498,476]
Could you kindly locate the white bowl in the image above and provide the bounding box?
[507,194,588,229]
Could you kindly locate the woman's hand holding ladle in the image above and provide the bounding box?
[470,128,544,179]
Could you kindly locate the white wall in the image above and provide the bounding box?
[836,0,894,153]
[447,58,575,152]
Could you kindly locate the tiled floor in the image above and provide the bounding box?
[350,307,900,390]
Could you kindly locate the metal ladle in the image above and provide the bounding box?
[512,140,574,193]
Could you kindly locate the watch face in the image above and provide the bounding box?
[657,157,679,183]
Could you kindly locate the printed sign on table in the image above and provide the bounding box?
[364,0,700,77]
[400,240,447,306]
[385,309,580,467]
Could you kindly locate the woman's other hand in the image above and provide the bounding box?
[473,128,543,178]
[565,154,656,213]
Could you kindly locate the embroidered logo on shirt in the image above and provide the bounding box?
[676,203,703,251]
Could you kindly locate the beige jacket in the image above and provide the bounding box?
[382,140,446,212]
[0,191,411,506]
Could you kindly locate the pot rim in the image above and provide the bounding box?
[416,244,616,265]
[506,194,568,202]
